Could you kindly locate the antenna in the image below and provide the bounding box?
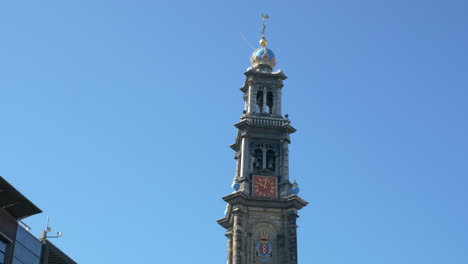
[39,216,62,241]
[232,22,255,50]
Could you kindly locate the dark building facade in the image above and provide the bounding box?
[217,19,308,264]
[0,177,76,264]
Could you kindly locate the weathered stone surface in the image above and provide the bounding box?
[219,42,307,264]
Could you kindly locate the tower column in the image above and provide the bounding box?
[240,138,249,180]
[262,148,267,169]
[232,212,242,264]
[235,153,240,180]
[281,140,289,181]
[276,90,282,115]
[287,212,299,264]
[226,231,233,264]
[247,84,255,113]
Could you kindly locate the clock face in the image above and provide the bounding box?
[253,176,277,198]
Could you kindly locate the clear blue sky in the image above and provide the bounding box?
[1,0,467,263]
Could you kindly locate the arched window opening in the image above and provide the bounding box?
[256,90,264,113]
[253,148,263,171]
[266,150,275,171]
[267,92,274,114]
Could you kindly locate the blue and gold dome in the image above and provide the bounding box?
[250,37,276,69]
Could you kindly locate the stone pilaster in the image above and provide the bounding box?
[287,212,298,264]
[240,138,249,180]
[281,140,289,182]
[226,231,233,264]
[232,212,243,264]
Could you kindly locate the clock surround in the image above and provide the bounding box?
[253,175,277,198]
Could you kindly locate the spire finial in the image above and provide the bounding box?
[260,14,269,46]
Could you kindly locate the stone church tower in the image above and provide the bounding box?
[217,17,308,264]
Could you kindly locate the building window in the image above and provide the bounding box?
[253,148,263,171]
[266,91,273,114]
[0,239,7,264]
[266,149,275,171]
[13,226,41,264]
[256,90,264,113]
[253,144,275,172]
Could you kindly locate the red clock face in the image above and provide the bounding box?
[253,176,277,198]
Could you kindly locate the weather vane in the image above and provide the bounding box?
[261,13,269,39]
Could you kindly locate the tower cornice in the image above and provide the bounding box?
[223,191,308,210]
[229,117,295,151]
[240,69,287,93]
[217,192,308,229]
[222,191,308,209]
[244,68,287,79]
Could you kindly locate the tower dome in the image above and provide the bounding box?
[250,37,276,70]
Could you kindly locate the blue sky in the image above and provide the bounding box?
[1,0,467,263]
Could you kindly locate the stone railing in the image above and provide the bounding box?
[244,116,289,127]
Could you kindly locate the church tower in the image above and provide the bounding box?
[218,16,308,264]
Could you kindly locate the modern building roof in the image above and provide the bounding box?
[0,176,42,220]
